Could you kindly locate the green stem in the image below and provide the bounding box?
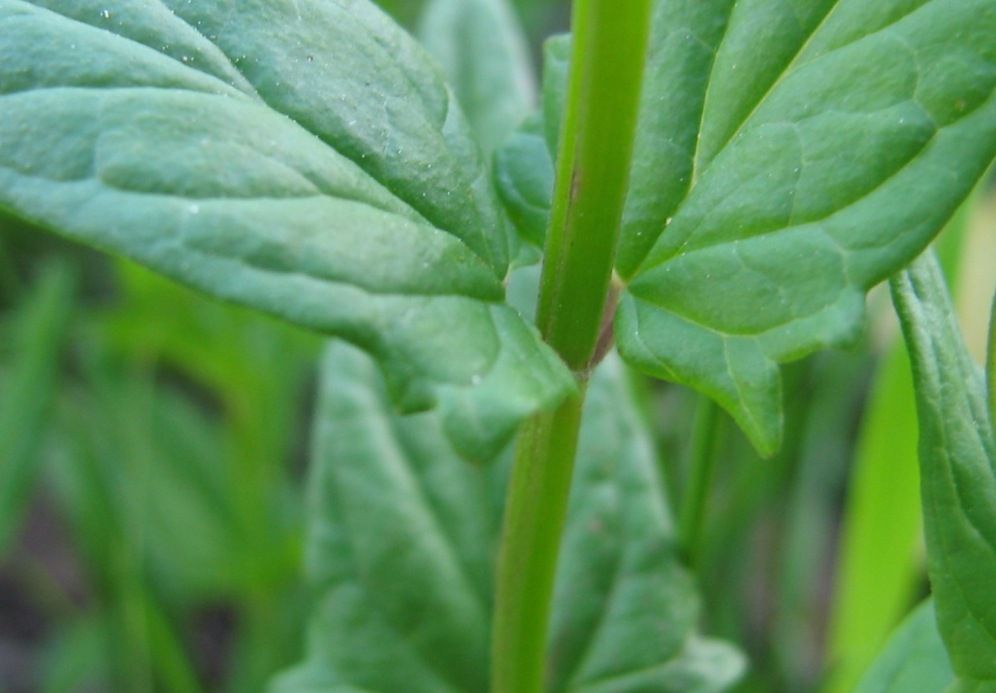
[491,1,651,691]
[678,397,719,569]
[987,291,995,426]
[491,392,585,692]
[534,0,652,372]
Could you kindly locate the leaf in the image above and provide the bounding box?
[418,0,535,156]
[494,112,554,248]
[891,250,996,687]
[491,35,565,250]
[827,196,975,693]
[539,34,570,157]
[545,356,743,693]
[0,261,73,553]
[854,601,954,693]
[272,342,743,692]
[0,0,572,459]
[495,0,996,454]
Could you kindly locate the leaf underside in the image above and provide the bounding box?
[890,251,996,690]
[0,0,573,460]
[496,0,996,455]
[272,343,743,693]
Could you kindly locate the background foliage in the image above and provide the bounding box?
[0,0,993,691]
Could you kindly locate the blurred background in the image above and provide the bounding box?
[0,1,993,691]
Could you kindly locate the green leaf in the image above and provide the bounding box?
[620,0,996,455]
[827,195,975,693]
[0,0,572,459]
[493,112,554,248]
[272,343,742,692]
[495,0,996,454]
[891,250,996,687]
[855,601,954,693]
[492,36,565,250]
[418,0,535,156]
[0,261,73,553]
[491,35,565,252]
[540,34,570,158]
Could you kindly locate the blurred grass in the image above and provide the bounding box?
[0,262,74,555]
[1,223,319,690]
[824,345,922,693]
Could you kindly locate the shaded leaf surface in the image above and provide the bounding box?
[496,0,996,454]
[855,601,954,693]
[272,344,742,692]
[0,0,572,459]
[493,112,553,248]
[891,251,996,688]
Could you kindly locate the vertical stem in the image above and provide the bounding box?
[678,397,719,569]
[534,0,652,372]
[492,392,585,692]
[491,1,651,691]
[987,291,995,426]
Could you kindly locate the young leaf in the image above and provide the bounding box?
[495,0,996,454]
[891,250,996,687]
[418,0,535,156]
[493,113,554,248]
[273,343,742,692]
[854,601,954,693]
[0,0,572,459]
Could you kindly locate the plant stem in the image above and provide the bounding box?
[490,1,651,691]
[491,392,585,692]
[534,0,652,372]
[988,291,995,426]
[678,397,720,569]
